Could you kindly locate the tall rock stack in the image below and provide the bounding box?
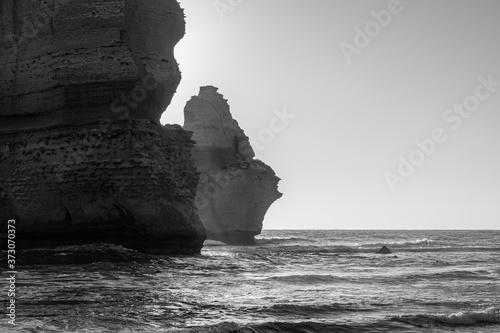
[0,0,206,253]
[184,86,282,245]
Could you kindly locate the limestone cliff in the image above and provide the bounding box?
[0,0,206,253]
[184,86,282,245]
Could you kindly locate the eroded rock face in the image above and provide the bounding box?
[0,0,206,253]
[184,86,282,245]
[0,0,183,123]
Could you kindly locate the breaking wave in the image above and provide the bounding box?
[255,237,316,245]
[393,307,500,327]
[357,238,435,248]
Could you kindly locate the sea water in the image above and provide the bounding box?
[1,230,499,332]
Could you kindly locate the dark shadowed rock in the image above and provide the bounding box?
[0,0,206,253]
[184,86,282,245]
[377,246,392,254]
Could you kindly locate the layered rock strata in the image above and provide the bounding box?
[184,86,282,245]
[0,0,206,253]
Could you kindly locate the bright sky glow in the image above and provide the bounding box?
[162,0,500,230]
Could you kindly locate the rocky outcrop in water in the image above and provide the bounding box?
[184,86,282,245]
[377,246,392,254]
[0,0,206,253]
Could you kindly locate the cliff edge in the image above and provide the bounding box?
[184,86,282,245]
[0,0,206,253]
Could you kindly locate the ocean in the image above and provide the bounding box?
[1,230,499,332]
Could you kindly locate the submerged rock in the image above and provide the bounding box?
[0,0,206,253]
[184,86,282,245]
[377,246,392,254]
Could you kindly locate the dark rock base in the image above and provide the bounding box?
[0,120,206,254]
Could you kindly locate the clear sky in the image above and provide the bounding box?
[162,0,500,230]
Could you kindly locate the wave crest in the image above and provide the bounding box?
[358,238,435,248]
[256,237,315,245]
[394,307,500,327]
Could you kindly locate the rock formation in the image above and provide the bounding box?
[377,246,392,254]
[0,0,206,253]
[184,86,282,245]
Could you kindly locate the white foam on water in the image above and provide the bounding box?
[358,238,435,248]
[428,307,500,325]
[396,307,500,327]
